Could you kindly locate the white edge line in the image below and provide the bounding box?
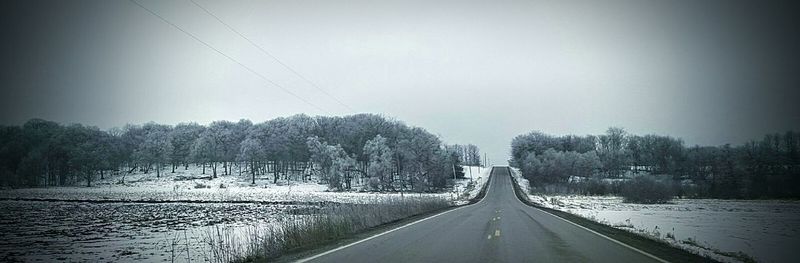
[296,167,496,262]
[508,168,670,263]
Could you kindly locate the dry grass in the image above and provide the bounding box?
[201,195,451,262]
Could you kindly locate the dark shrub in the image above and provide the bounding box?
[583,179,608,195]
[620,176,673,204]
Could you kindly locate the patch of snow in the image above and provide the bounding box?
[509,167,799,263]
[452,166,491,205]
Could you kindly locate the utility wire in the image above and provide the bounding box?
[189,0,354,112]
[129,0,328,114]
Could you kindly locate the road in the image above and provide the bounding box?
[302,167,665,263]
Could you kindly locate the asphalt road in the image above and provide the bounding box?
[302,167,665,263]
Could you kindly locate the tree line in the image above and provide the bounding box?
[510,127,800,199]
[0,114,480,192]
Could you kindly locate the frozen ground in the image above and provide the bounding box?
[0,200,290,262]
[0,165,488,262]
[0,165,482,204]
[511,168,800,263]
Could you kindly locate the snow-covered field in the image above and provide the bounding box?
[510,168,800,263]
[0,165,487,204]
[0,200,288,262]
[0,165,488,262]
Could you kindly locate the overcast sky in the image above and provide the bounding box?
[1,0,799,162]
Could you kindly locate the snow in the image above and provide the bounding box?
[510,168,800,263]
[0,200,288,262]
[0,164,487,262]
[452,166,492,205]
[0,165,454,204]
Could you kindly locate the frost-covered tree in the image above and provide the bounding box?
[238,137,265,184]
[465,144,481,166]
[395,128,455,191]
[598,127,628,177]
[208,121,236,175]
[442,145,465,179]
[230,119,253,175]
[519,149,601,187]
[0,115,483,193]
[307,136,354,190]
[135,124,173,178]
[364,135,394,191]
[520,152,542,183]
[170,122,204,172]
[284,115,315,165]
[191,132,218,177]
[66,125,110,186]
[575,151,602,178]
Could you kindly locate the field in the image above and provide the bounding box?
[0,165,489,262]
[511,168,800,263]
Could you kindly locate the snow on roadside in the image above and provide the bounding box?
[452,166,491,205]
[509,167,800,263]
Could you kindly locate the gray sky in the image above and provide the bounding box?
[2,0,799,162]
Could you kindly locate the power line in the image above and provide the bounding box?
[188,0,354,112]
[128,0,328,114]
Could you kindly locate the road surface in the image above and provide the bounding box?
[302,167,665,263]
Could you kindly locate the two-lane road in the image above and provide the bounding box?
[302,167,664,262]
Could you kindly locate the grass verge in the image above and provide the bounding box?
[205,171,493,263]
